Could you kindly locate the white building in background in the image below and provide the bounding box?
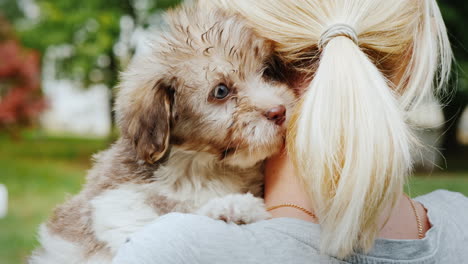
[40,81,111,137]
[40,45,111,138]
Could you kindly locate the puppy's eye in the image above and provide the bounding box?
[211,84,230,100]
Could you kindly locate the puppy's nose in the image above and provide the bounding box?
[264,105,286,125]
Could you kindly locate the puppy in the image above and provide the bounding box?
[30,5,296,264]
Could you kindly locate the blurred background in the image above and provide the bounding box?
[0,0,467,263]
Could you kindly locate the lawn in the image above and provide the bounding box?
[0,132,109,264]
[0,132,467,264]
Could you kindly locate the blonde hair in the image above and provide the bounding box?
[201,0,452,259]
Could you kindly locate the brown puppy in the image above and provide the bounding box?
[30,5,296,264]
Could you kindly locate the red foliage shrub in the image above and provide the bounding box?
[0,21,45,128]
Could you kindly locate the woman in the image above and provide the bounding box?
[113,0,468,263]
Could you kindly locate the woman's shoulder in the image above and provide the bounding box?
[413,190,468,262]
[416,190,468,240]
[415,189,468,215]
[416,189,468,224]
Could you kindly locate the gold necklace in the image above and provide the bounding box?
[406,195,424,239]
[267,196,424,239]
[266,203,316,218]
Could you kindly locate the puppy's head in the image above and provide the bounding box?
[116,6,296,168]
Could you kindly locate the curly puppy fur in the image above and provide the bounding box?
[30,5,296,264]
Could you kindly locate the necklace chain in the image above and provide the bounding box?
[406,195,424,239]
[266,203,316,218]
[267,196,424,239]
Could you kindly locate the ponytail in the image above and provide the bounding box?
[288,33,412,258]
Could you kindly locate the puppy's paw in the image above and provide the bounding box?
[196,193,270,224]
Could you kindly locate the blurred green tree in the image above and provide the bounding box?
[0,0,180,132]
[0,0,181,88]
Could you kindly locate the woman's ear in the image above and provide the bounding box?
[116,75,175,164]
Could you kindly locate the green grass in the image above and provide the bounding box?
[0,131,467,264]
[407,172,468,197]
[0,131,109,264]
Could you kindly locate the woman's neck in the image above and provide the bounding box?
[264,150,317,223]
[264,150,430,239]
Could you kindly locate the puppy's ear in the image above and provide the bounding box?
[117,76,175,164]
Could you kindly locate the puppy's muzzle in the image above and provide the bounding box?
[264,105,286,126]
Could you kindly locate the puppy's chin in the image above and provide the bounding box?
[222,134,284,169]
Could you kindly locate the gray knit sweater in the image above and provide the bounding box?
[113,190,468,264]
